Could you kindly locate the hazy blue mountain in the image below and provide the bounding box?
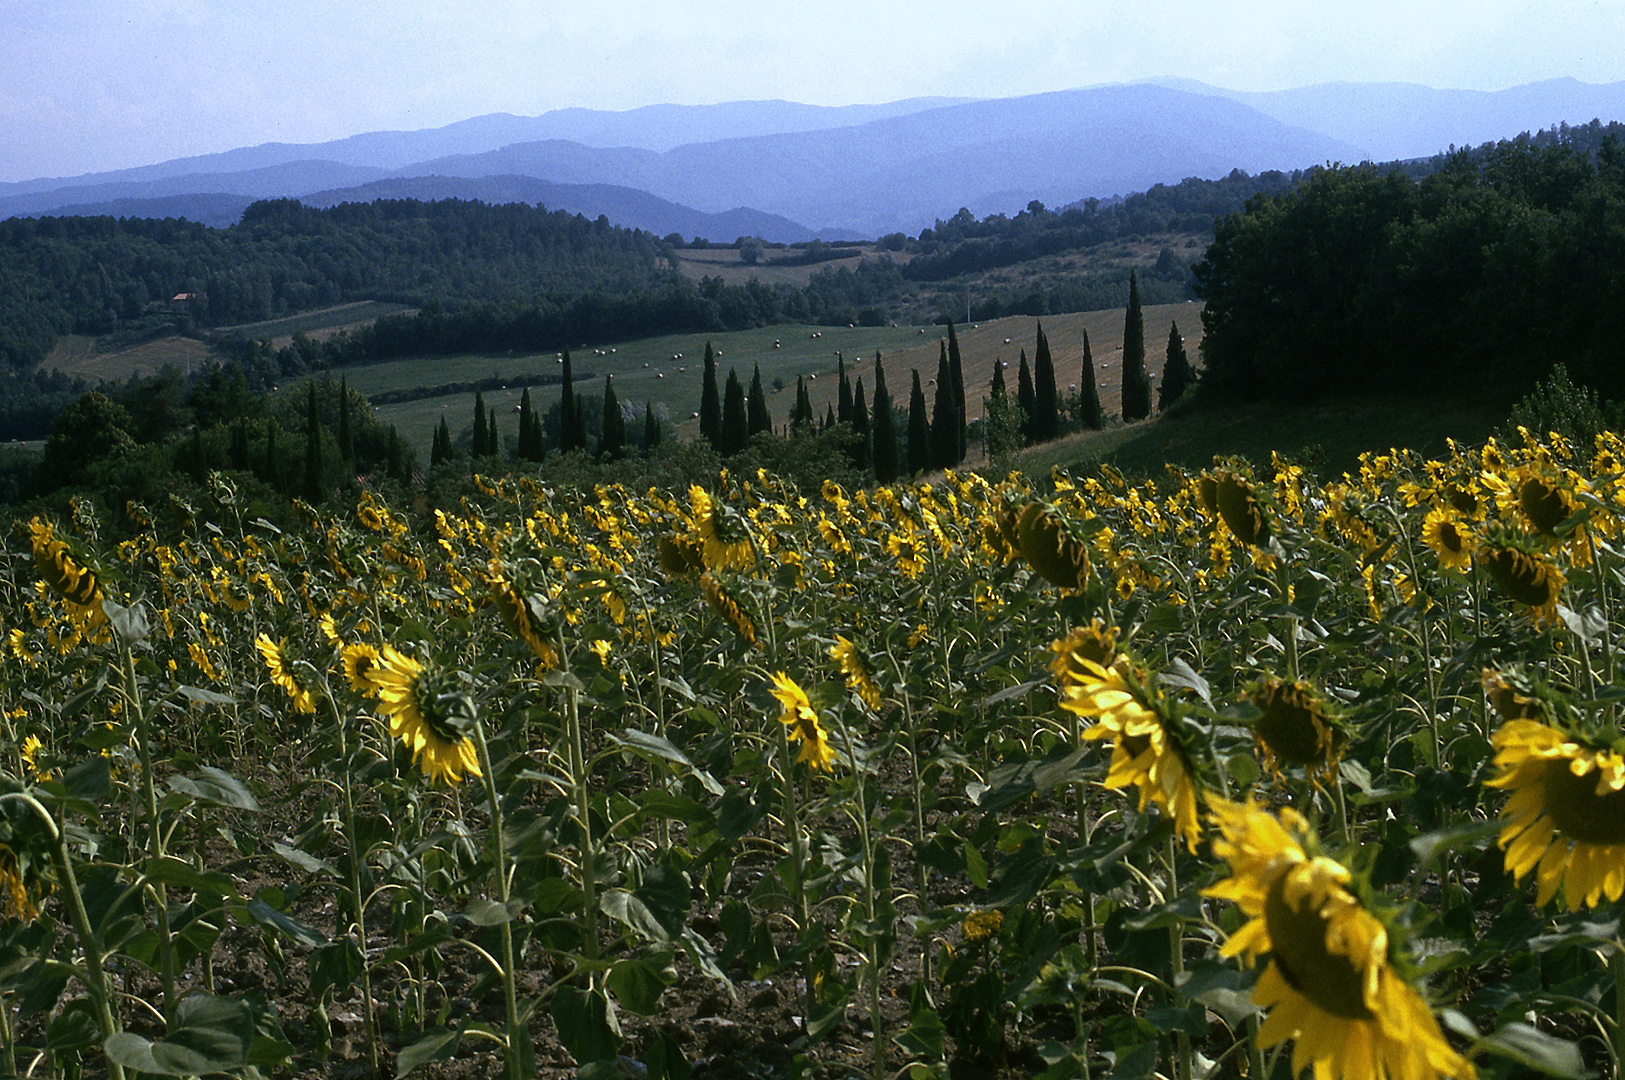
[1152,76,1625,162]
[392,84,1363,235]
[5,79,1621,239]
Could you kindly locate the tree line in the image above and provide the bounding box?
[1194,126,1625,403]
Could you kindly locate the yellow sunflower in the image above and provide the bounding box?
[1204,799,1476,1080]
[1420,508,1472,572]
[700,573,757,647]
[341,642,383,695]
[255,633,316,715]
[367,645,481,786]
[830,635,883,711]
[28,517,105,624]
[1211,468,1272,548]
[1250,676,1348,784]
[690,485,755,571]
[1485,715,1625,909]
[485,559,559,667]
[1054,651,1201,852]
[1014,500,1091,590]
[768,672,834,772]
[1478,540,1565,620]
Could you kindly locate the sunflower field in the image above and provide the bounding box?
[3,427,1625,1080]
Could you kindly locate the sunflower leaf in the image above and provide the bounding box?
[1446,1013,1586,1079]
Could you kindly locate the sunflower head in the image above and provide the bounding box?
[769,672,834,772]
[1049,620,1120,686]
[690,485,755,571]
[371,647,481,785]
[1210,467,1272,548]
[1481,668,1552,725]
[27,517,106,624]
[830,635,883,711]
[1515,468,1579,537]
[1478,534,1565,617]
[1249,676,1349,781]
[1421,507,1473,571]
[657,534,705,578]
[485,558,559,666]
[700,573,757,647]
[1014,499,1091,590]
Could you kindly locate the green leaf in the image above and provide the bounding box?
[178,685,237,707]
[44,998,102,1053]
[464,897,526,926]
[647,1026,692,1080]
[246,898,328,948]
[168,767,259,810]
[1409,818,1500,867]
[608,955,677,1015]
[103,994,262,1075]
[550,986,621,1064]
[610,729,725,796]
[1444,1013,1587,1079]
[397,1027,463,1075]
[271,841,336,877]
[143,856,239,898]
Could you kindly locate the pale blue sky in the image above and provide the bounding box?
[2,0,1623,182]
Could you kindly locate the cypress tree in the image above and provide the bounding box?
[559,350,578,452]
[930,344,957,470]
[304,382,324,501]
[747,363,772,438]
[472,390,488,457]
[601,375,625,458]
[907,369,930,476]
[721,369,749,456]
[338,375,354,461]
[699,341,721,449]
[1078,329,1104,430]
[871,353,899,484]
[432,415,452,466]
[947,321,967,463]
[1122,270,1152,422]
[991,359,1008,399]
[1033,321,1059,442]
[852,376,871,469]
[231,416,250,471]
[836,352,853,424]
[643,402,661,454]
[1158,321,1196,411]
[488,408,499,460]
[1016,350,1037,445]
[517,387,534,461]
[823,403,835,431]
[793,376,814,432]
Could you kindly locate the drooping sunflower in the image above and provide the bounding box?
[830,635,883,711]
[367,645,481,785]
[1484,709,1625,910]
[1478,537,1565,620]
[1015,499,1091,590]
[1204,798,1476,1080]
[700,573,757,647]
[28,517,106,624]
[1210,468,1272,549]
[1250,676,1349,784]
[1420,508,1473,572]
[690,485,755,571]
[1053,647,1201,852]
[768,672,834,772]
[484,559,559,667]
[255,632,317,715]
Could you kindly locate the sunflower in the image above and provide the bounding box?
[690,485,755,571]
[1478,539,1565,620]
[700,573,757,647]
[485,559,559,666]
[1054,651,1202,852]
[367,645,481,785]
[1204,799,1476,1080]
[28,517,105,624]
[1484,716,1625,910]
[1015,500,1091,590]
[341,642,383,695]
[768,672,834,772]
[1250,676,1348,784]
[830,635,883,711]
[255,633,316,715]
[1420,508,1472,572]
[1211,469,1272,548]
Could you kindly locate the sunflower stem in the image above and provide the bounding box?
[472,721,525,1080]
[325,689,381,1078]
[1164,834,1193,1080]
[123,643,177,1027]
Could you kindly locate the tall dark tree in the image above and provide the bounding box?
[870,353,899,484]
[517,387,534,461]
[747,363,772,437]
[792,376,814,432]
[721,369,749,456]
[337,375,354,462]
[851,376,871,469]
[643,402,661,454]
[231,416,251,471]
[472,390,489,457]
[1122,270,1152,421]
[264,421,283,493]
[699,341,721,449]
[1016,350,1037,445]
[1158,320,1196,411]
[836,352,853,424]
[559,349,580,452]
[907,369,931,476]
[991,359,1008,399]
[1078,329,1104,430]
[947,321,967,463]
[601,375,625,458]
[305,382,324,501]
[1033,321,1059,442]
[930,344,958,470]
[823,403,835,431]
[487,407,499,460]
[432,415,452,466]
